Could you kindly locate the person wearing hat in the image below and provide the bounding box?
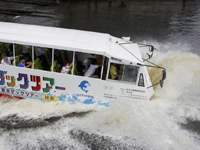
[1,55,21,65]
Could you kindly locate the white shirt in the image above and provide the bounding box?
[84,64,98,77]
[1,57,14,65]
[61,66,71,74]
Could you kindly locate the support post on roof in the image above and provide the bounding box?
[52,49,54,72]
[72,51,75,75]
[13,43,15,66]
[32,46,34,69]
[121,65,125,81]
[106,58,111,80]
[100,55,105,80]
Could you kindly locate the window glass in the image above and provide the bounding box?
[76,52,89,75]
[0,42,13,56]
[109,63,139,84]
[109,63,124,80]
[138,73,145,87]
[121,65,139,83]
[81,53,103,78]
[61,50,77,75]
[0,42,13,65]
[74,52,103,78]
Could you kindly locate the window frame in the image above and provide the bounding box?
[107,61,140,85]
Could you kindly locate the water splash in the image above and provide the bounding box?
[64,42,200,149]
[0,42,200,149]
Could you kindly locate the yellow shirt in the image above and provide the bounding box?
[110,65,117,79]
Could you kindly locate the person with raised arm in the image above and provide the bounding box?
[18,56,32,68]
[1,55,22,65]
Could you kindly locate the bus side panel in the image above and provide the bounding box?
[0,65,151,107]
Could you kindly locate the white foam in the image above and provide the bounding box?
[64,41,200,149]
[0,41,200,149]
[0,98,104,120]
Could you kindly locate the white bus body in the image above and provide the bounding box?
[0,22,155,107]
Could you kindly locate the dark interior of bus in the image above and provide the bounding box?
[0,42,141,84]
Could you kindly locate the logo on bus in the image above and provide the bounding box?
[78,80,91,93]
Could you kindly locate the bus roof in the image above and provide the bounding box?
[0,22,142,63]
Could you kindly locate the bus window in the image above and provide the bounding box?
[61,50,77,75]
[138,73,145,87]
[22,45,31,62]
[108,63,139,84]
[54,49,63,69]
[0,42,13,65]
[121,65,139,83]
[75,52,104,78]
[59,50,104,78]
[108,63,124,80]
[0,42,12,56]
[76,51,89,76]
[14,44,23,56]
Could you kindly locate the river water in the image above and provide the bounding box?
[0,0,200,149]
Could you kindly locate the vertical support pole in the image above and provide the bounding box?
[106,58,110,80]
[72,51,75,75]
[52,49,54,72]
[121,65,125,81]
[100,56,105,80]
[32,46,34,69]
[13,43,15,66]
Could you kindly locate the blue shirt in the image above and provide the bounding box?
[18,62,26,67]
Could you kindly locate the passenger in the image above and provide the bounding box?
[54,49,62,64]
[110,63,122,80]
[61,60,73,74]
[22,45,31,61]
[95,54,103,77]
[95,54,103,64]
[66,51,73,63]
[18,56,32,68]
[84,59,102,78]
[8,44,13,55]
[35,47,45,57]
[35,47,48,69]
[66,51,79,75]
[1,55,21,65]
